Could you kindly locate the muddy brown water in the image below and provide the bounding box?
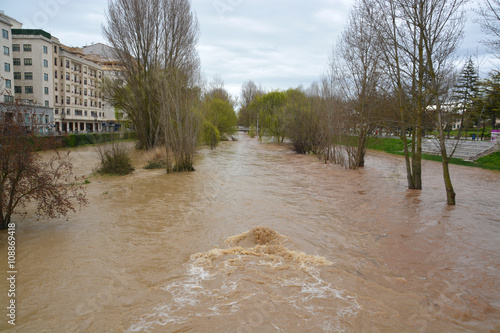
[0,134,499,332]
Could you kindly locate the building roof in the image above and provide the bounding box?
[0,11,22,28]
[83,43,118,61]
[12,29,52,40]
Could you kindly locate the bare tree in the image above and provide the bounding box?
[104,0,202,172]
[156,0,202,172]
[238,80,264,127]
[416,0,467,205]
[103,0,164,150]
[0,103,87,228]
[365,0,467,204]
[329,1,384,169]
[475,0,500,57]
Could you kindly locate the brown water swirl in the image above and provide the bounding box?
[0,134,499,332]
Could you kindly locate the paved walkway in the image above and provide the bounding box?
[421,138,497,160]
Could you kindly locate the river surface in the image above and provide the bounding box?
[0,134,499,332]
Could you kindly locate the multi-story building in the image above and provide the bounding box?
[53,46,104,133]
[0,11,21,103]
[12,29,105,133]
[11,29,57,110]
[0,11,110,135]
[83,43,126,131]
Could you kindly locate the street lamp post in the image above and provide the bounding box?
[94,114,98,133]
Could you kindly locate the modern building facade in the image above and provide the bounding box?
[53,46,104,133]
[83,43,126,130]
[0,11,21,103]
[0,12,115,135]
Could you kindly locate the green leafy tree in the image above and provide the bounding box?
[256,91,288,142]
[201,121,220,149]
[238,80,263,127]
[204,97,237,137]
[451,58,480,132]
[479,70,500,131]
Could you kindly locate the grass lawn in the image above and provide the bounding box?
[366,137,500,171]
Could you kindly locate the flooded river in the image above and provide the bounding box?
[0,134,499,332]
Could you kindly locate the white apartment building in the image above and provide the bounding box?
[53,46,104,133]
[0,11,21,103]
[83,43,126,130]
[12,30,105,134]
[0,11,111,134]
[11,29,57,109]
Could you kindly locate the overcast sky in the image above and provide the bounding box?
[1,0,494,100]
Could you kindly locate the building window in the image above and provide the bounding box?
[66,97,70,104]
[14,72,21,80]
[24,72,33,80]
[12,44,20,52]
[25,86,33,94]
[65,60,69,68]
[44,73,49,81]
[66,73,70,80]
[2,29,8,39]
[24,58,32,66]
[45,100,49,107]
[23,44,32,52]
[43,45,48,54]
[4,63,10,72]
[43,59,48,67]
[84,78,87,85]
[4,95,14,103]
[75,110,83,116]
[54,70,57,78]
[13,58,20,66]
[55,95,58,103]
[66,109,70,115]
[5,80,11,88]
[54,46,57,53]
[44,87,49,95]
[14,86,22,94]
[3,46,9,56]
[55,108,58,115]
[54,57,57,65]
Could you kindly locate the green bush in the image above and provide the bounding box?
[201,121,220,149]
[96,143,134,175]
[144,159,167,169]
[61,132,136,148]
[248,126,257,138]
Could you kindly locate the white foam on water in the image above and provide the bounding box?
[128,227,361,332]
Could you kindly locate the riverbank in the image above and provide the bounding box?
[366,137,500,171]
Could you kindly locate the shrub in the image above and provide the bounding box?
[201,121,220,149]
[96,143,134,175]
[248,126,257,138]
[144,159,167,169]
[61,132,137,148]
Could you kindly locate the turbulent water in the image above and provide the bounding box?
[0,134,499,332]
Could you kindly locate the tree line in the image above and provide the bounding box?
[238,0,500,205]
